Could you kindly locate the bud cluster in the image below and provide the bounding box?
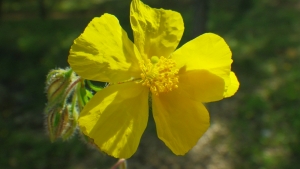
[44,68,81,141]
[44,68,104,145]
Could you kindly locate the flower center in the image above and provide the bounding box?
[139,56,179,95]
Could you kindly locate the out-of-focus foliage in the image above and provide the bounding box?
[208,0,300,168]
[0,0,300,168]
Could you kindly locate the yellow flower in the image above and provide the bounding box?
[68,0,239,158]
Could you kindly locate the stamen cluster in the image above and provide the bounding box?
[140,56,179,95]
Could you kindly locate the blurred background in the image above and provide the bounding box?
[1,0,300,168]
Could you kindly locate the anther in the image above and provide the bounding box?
[139,56,179,95]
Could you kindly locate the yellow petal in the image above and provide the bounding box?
[224,71,239,97]
[172,33,233,93]
[152,87,210,155]
[178,70,225,102]
[68,14,142,83]
[78,82,149,158]
[130,0,184,59]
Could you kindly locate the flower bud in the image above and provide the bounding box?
[61,104,79,141]
[47,105,65,142]
[47,104,79,142]
[45,68,74,104]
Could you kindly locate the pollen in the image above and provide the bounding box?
[139,56,179,95]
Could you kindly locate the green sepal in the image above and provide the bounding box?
[86,80,103,92]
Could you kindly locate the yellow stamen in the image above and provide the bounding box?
[139,56,179,95]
